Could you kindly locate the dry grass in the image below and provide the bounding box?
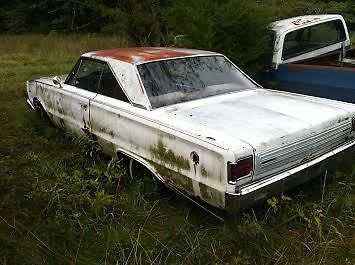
[0,34,130,64]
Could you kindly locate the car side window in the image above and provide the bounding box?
[98,64,129,102]
[65,59,81,85]
[67,58,105,92]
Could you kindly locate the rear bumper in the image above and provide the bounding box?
[226,140,355,212]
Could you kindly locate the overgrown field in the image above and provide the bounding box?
[0,34,355,265]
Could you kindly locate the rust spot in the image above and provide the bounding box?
[198,182,224,208]
[96,137,115,156]
[82,117,87,129]
[150,139,190,170]
[59,118,65,128]
[190,151,199,175]
[91,47,209,64]
[190,151,199,165]
[96,126,115,137]
[57,101,64,114]
[201,166,209,177]
[149,160,194,194]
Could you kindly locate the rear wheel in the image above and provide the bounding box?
[128,158,162,193]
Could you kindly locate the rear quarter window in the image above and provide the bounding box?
[97,64,129,102]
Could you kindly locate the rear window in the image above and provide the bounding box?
[137,55,256,108]
[282,19,346,60]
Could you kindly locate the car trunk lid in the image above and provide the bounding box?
[161,89,354,180]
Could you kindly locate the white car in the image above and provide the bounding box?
[26,47,355,211]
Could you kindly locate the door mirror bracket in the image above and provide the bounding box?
[52,76,62,88]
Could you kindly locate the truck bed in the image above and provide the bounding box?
[263,49,355,104]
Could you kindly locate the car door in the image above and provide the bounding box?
[89,63,132,155]
[58,58,105,134]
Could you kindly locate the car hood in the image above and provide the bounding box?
[158,88,355,153]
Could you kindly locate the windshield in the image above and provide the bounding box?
[137,55,257,108]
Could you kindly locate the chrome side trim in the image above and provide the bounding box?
[228,139,355,196]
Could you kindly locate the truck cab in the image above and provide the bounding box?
[262,14,355,103]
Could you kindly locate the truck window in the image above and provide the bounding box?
[282,19,346,60]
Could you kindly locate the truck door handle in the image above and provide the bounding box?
[80,103,88,110]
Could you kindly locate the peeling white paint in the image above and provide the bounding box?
[26,50,355,210]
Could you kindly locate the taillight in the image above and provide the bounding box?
[228,156,253,185]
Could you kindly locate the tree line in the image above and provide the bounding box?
[1,0,354,74]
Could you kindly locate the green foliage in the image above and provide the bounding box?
[1,0,354,74]
[99,0,170,46]
[168,0,276,76]
[167,0,355,75]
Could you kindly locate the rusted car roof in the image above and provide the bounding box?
[84,47,218,64]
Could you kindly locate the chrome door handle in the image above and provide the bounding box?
[80,103,88,110]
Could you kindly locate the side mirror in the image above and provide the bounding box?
[52,76,62,87]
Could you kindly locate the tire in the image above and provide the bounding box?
[129,159,154,180]
[128,158,162,193]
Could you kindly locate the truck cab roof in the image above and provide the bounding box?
[270,14,344,35]
[269,14,350,66]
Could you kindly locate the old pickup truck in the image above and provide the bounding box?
[262,14,355,103]
[26,47,355,212]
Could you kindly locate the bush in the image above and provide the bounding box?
[168,0,276,76]
[167,0,355,75]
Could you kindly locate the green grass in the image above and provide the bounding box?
[0,34,355,265]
